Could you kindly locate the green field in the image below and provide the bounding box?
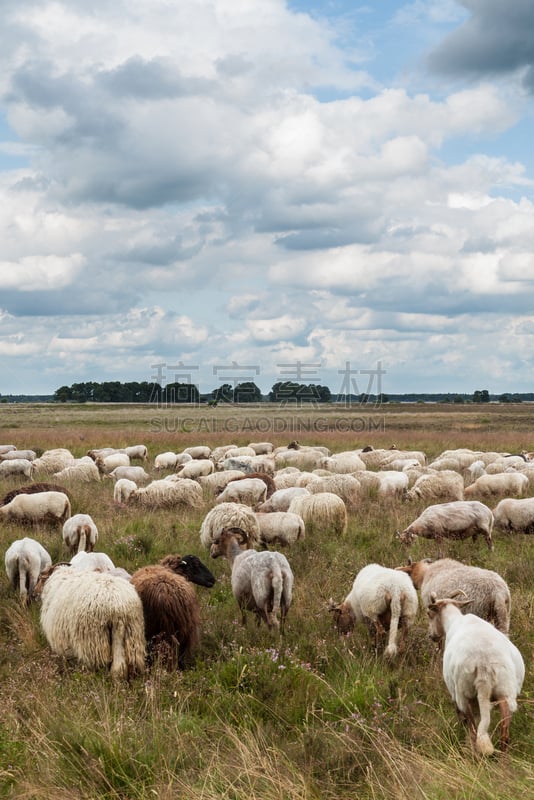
[0,403,533,799]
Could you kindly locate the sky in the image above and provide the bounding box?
[1,0,534,397]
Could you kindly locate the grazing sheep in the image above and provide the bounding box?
[0,491,71,526]
[36,564,146,679]
[247,441,274,455]
[1,482,72,507]
[53,457,101,482]
[464,472,528,499]
[0,458,34,479]
[199,502,261,550]
[397,558,511,636]
[464,460,486,486]
[130,555,214,668]
[255,511,305,547]
[427,594,524,755]
[128,479,204,510]
[196,470,247,497]
[319,452,366,473]
[113,478,138,504]
[154,451,181,470]
[257,486,311,512]
[0,449,37,461]
[273,469,320,490]
[492,497,534,534]
[274,448,326,471]
[0,445,16,455]
[31,448,76,474]
[70,551,116,573]
[220,454,276,475]
[183,445,211,460]
[107,466,151,483]
[405,470,465,503]
[5,537,52,605]
[95,453,130,474]
[223,471,276,499]
[215,477,268,509]
[307,474,361,511]
[122,444,148,461]
[398,501,494,555]
[210,527,294,633]
[177,458,215,479]
[287,492,348,537]
[62,514,99,554]
[329,563,419,658]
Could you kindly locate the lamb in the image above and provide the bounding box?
[128,479,204,510]
[426,594,525,755]
[199,502,261,550]
[35,564,146,679]
[492,497,534,534]
[114,478,138,504]
[62,513,99,554]
[0,458,34,479]
[405,470,465,503]
[130,554,215,668]
[5,537,52,605]
[328,563,419,658]
[464,472,528,499]
[70,551,116,573]
[215,477,268,508]
[0,491,71,526]
[210,527,294,632]
[106,466,151,483]
[397,558,511,636]
[53,457,101,482]
[398,501,494,555]
[287,492,348,537]
[255,511,305,547]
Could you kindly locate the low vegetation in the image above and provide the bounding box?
[0,402,532,799]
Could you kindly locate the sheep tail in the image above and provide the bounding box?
[384,589,402,659]
[267,569,283,629]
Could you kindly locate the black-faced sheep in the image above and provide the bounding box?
[130,553,215,668]
[210,528,294,633]
[328,563,418,658]
[35,564,146,679]
[5,537,52,605]
[427,594,524,755]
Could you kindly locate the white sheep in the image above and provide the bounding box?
[53,457,101,482]
[492,497,534,534]
[196,470,246,497]
[200,502,261,550]
[107,466,151,483]
[215,477,268,509]
[255,511,305,547]
[62,513,99,554]
[306,474,361,511]
[257,486,311,512]
[0,449,37,461]
[0,491,71,526]
[287,492,348,537]
[95,453,130,474]
[154,451,181,470]
[122,444,148,461]
[398,500,494,555]
[318,452,366,473]
[5,537,52,605]
[70,551,115,572]
[0,458,34,479]
[178,458,215,479]
[183,445,212,460]
[128,479,204,510]
[36,565,146,679]
[273,469,320,490]
[427,594,525,755]
[274,448,326,471]
[247,441,274,455]
[210,527,294,632]
[31,448,76,474]
[405,470,465,503]
[397,558,511,636]
[0,445,16,455]
[464,472,528,499]
[328,563,419,658]
[113,478,138,504]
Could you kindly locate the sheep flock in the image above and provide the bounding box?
[0,437,532,761]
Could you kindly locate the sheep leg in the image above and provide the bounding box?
[498,698,512,753]
[109,620,128,680]
[475,686,494,756]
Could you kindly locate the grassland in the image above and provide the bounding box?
[0,402,533,799]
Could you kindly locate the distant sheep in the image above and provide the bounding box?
[492,497,534,534]
[177,459,215,479]
[255,511,305,547]
[196,470,247,497]
[0,491,71,526]
[319,452,366,473]
[398,500,494,555]
[113,478,138,504]
[200,502,261,550]
[36,565,146,679]
[287,492,348,537]
[53,457,101,482]
[223,471,276,499]
[128,479,204,510]
[0,458,34,479]
[5,537,52,605]
[95,453,130,474]
[154,452,182,470]
[247,442,274,455]
[183,445,211,460]
[122,445,148,461]
[62,514,99,554]
[405,470,464,503]
[464,472,528,499]
[0,449,37,462]
[257,487,311,512]
[215,477,268,508]
[210,527,294,633]
[32,448,76,474]
[307,474,361,511]
[397,558,511,636]
[1,482,71,508]
[107,466,151,483]
[328,563,419,658]
[427,594,524,755]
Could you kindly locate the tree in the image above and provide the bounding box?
[473,389,490,404]
[212,383,233,403]
[233,382,262,403]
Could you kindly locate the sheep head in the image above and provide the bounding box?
[160,553,216,587]
[327,599,355,635]
[210,527,249,559]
